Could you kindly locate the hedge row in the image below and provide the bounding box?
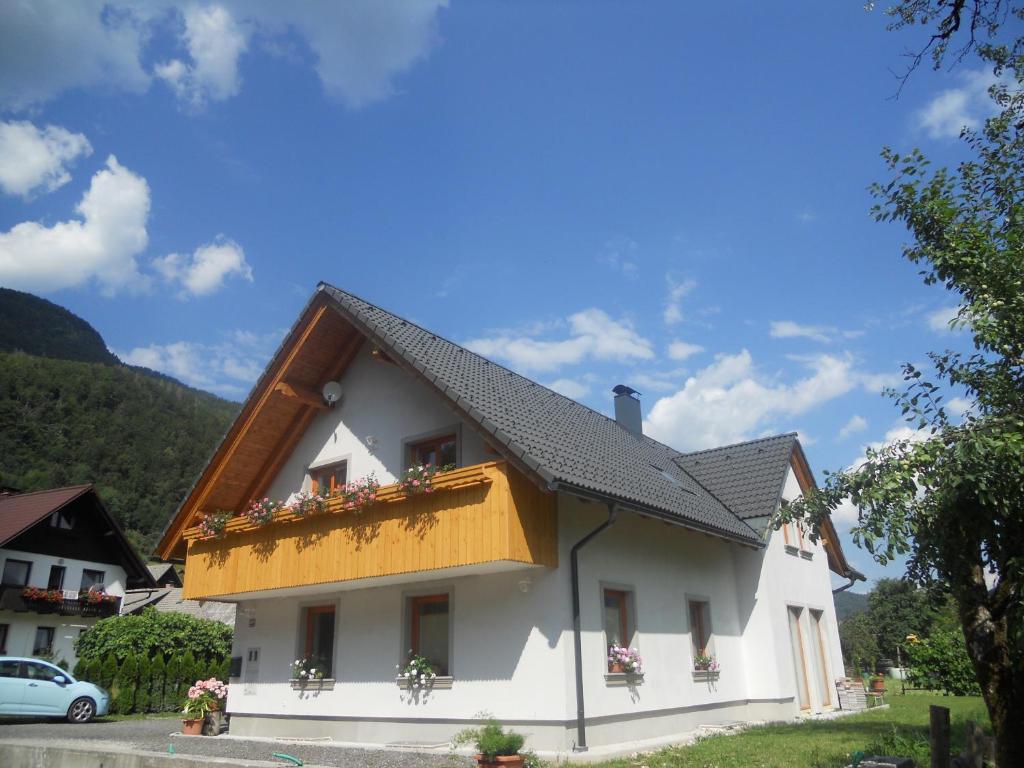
[72,651,229,715]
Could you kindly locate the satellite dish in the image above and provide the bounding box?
[321,381,343,405]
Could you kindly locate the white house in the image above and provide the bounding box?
[0,485,155,667]
[156,283,861,756]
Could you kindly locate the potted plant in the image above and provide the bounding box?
[607,645,642,674]
[287,490,328,517]
[453,718,526,768]
[244,497,280,526]
[869,674,886,692]
[198,510,232,539]
[693,651,720,673]
[291,657,325,682]
[182,686,214,735]
[339,474,381,513]
[398,652,436,689]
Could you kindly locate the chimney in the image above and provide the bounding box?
[612,385,642,436]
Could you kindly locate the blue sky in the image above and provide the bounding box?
[0,1,992,589]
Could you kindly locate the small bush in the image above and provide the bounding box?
[150,654,166,713]
[113,654,138,714]
[454,718,525,760]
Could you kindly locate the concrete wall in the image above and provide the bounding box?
[0,548,128,666]
[266,342,491,501]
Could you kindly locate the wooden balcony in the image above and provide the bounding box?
[181,461,557,600]
[0,586,122,618]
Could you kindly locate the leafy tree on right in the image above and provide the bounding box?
[781,2,1022,763]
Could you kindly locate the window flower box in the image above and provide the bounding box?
[290,678,335,691]
[395,675,453,690]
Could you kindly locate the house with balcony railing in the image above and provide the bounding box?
[155,284,860,758]
[0,486,155,666]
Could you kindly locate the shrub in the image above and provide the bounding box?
[179,651,197,700]
[150,654,166,713]
[454,718,525,760]
[74,608,232,664]
[165,655,182,711]
[905,627,981,696]
[99,653,118,690]
[113,654,138,714]
[135,654,151,712]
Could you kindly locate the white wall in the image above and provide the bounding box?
[0,548,126,667]
[266,342,491,501]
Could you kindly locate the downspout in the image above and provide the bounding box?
[832,568,867,594]
[569,502,618,752]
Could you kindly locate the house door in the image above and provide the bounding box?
[787,606,812,711]
[809,610,833,709]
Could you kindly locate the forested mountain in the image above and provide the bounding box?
[0,289,238,554]
[833,590,869,622]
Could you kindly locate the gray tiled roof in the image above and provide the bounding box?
[675,433,798,536]
[320,284,763,544]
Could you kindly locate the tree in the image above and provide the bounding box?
[135,653,152,713]
[99,653,117,691]
[112,654,138,714]
[839,611,880,674]
[150,654,166,714]
[164,654,182,712]
[783,3,1023,761]
[867,578,934,662]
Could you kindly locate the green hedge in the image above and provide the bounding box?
[74,651,228,714]
[75,608,232,664]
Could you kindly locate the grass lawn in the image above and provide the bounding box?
[589,695,990,768]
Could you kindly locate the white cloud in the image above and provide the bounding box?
[153,237,253,297]
[626,368,689,393]
[546,378,590,400]
[838,414,868,440]
[645,350,859,451]
[663,277,696,325]
[0,1,448,112]
[0,121,92,198]
[598,238,639,276]
[926,305,960,333]
[0,155,150,295]
[156,5,248,107]
[464,308,654,373]
[770,320,836,344]
[918,68,999,139]
[116,326,283,397]
[666,340,704,361]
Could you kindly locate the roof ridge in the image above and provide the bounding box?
[680,432,798,457]
[318,282,664,452]
[0,483,93,500]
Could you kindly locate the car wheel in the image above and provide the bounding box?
[67,697,96,723]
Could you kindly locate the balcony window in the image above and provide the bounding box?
[602,587,637,672]
[301,605,335,678]
[688,599,713,658]
[409,434,456,469]
[33,626,54,656]
[310,461,347,495]
[408,593,450,676]
[47,566,65,591]
[1,559,31,586]
[80,569,105,592]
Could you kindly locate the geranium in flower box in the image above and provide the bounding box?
[287,490,328,517]
[693,651,720,672]
[198,510,232,539]
[398,652,437,689]
[244,497,280,526]
[607,644,642,675]
[338,474,380,513]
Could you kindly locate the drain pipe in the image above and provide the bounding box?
[832,568,867,595]
[570,502,618,752]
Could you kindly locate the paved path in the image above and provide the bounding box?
[0,716,473,767]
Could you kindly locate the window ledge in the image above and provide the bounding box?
[290,678,335,690]
[396,675,453,689]
[784,544,800,556]
[799,550,814,560]
[604,672,644,686]
[692,669,721,681]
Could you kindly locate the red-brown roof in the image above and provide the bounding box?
[0,484,92,545]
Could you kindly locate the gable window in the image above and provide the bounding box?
[408,593,450,676]
[47,566,65,591]
[33,626,54,656]
[310,461,347,495]
[49,509,74,529]
[1,559,31,586]
[80,569,105,592]
[688,599,713,659]
[409,434,457,469]
[0,624,8,654]
[602,587,636,652]
[301,605,335,678]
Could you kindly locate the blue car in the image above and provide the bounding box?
[0,657,110,722]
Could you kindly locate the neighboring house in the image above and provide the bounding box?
[0,486,155,667]
[155,283,861,756]
[147,562,183,588]
[121,583,235,626]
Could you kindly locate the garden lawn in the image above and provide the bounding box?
[589,695,990,768]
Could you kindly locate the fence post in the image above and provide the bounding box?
[930,705,950,768]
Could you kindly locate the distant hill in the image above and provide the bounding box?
[0,287,119,365]
[834,590,870,621]
[0,289,238,553]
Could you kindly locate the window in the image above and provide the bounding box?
[409,594,450,675]
[603,588,635,650]
[33,626,55,656]
[310,461,347,495]
[80,569,105,592]
[810,610,832,707]
[47,565,65,591]
[24,661,58,680]
[688,599,713,659]
[0,624,8,654]
[301,605,335,678]
[2,558,31,586]
[788,606,811,710]
[409,434,457,469]
[0,660,19,678]
[49,509,74,529]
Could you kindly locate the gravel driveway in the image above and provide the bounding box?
[0,716,474,767]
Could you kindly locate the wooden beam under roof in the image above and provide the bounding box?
[274,381,329,410]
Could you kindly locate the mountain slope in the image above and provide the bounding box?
[834,590,869,621]
[0,289,238,552]
[0,287,118,365]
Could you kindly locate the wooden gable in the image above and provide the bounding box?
[789,442,853,579]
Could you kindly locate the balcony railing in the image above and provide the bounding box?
[0,585,122,618]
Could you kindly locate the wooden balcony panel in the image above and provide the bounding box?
[182,461,557,600]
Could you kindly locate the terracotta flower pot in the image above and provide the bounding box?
[870,677,886,692]
[609,662,624,673]
[181,718,204,736]
[476,754,524,768]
